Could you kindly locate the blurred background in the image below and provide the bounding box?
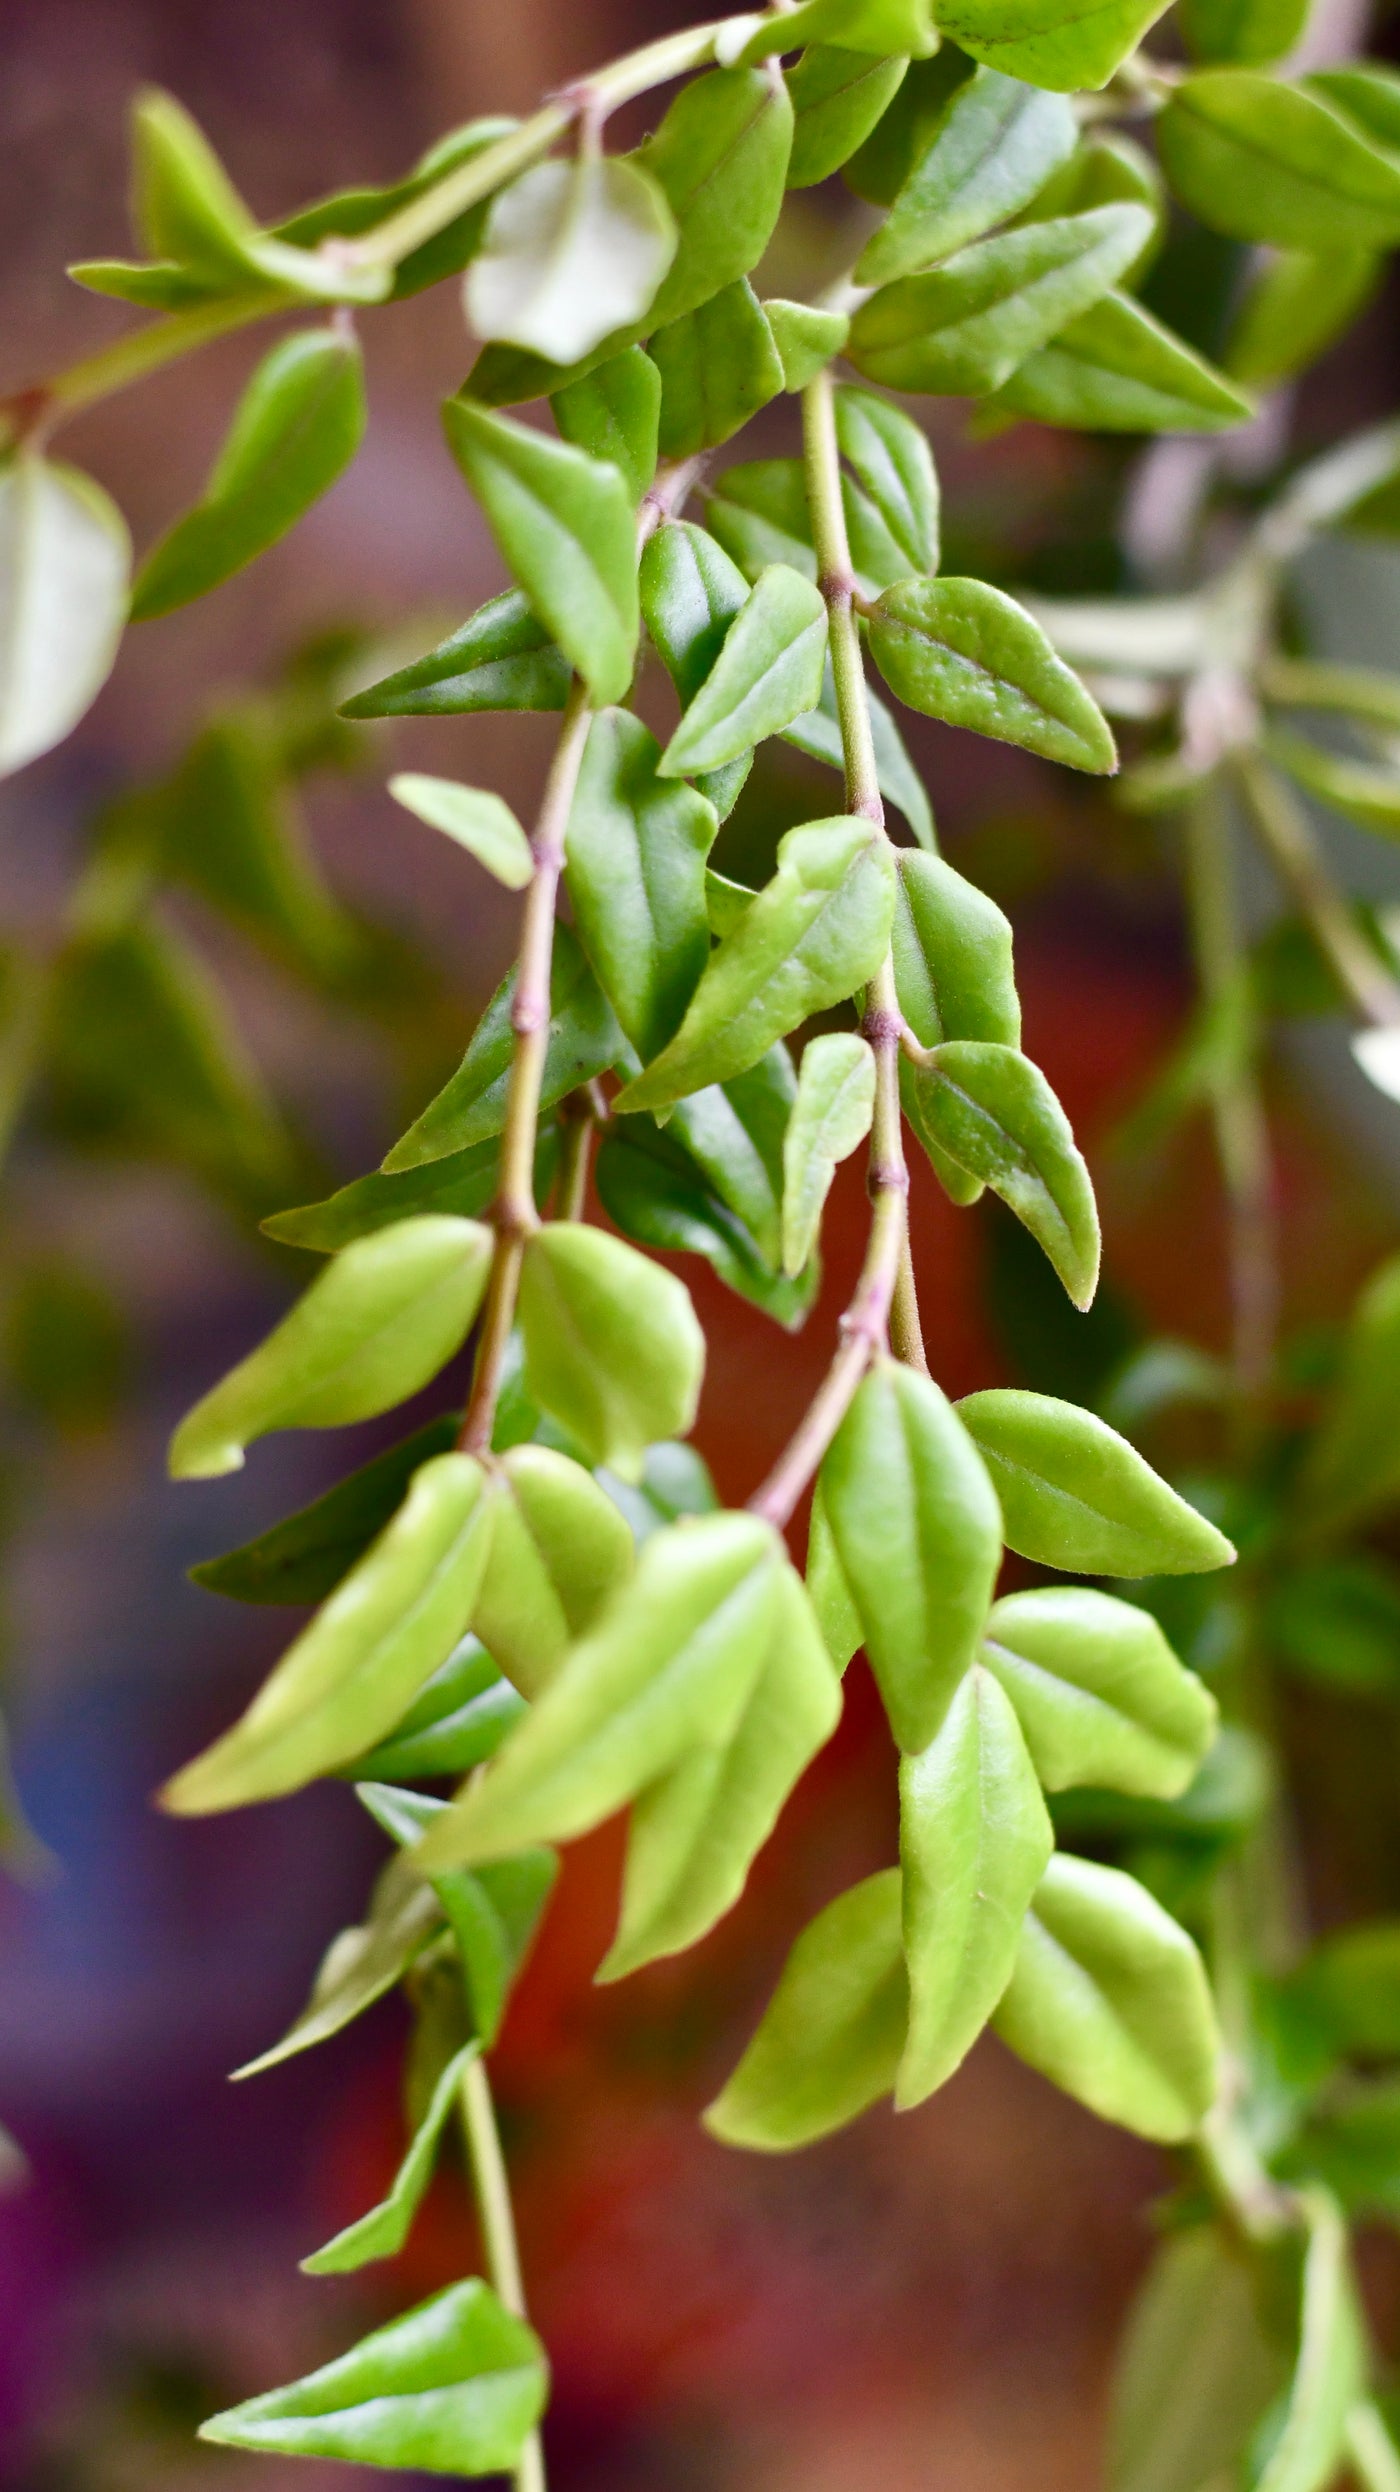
[3,2,1400,2486]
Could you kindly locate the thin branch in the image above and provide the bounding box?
[459,2054,546,2492]
[1233,748,1400,1029]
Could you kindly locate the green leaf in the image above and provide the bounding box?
[385,924,620,1170]
[1225,248,1383,386]
[1267,727,1400,836]
[787,48,911,190]
[706,456,820,581]
[848,204,1153,394]
[518,1221,705,1479]
[190,1412,462,1605]
[981,1587,1218,1797]
[272,115,518,300]
[1108,2226,1290,2492]
[131,329,364,621]
[956,1388,1238,1574]
[441,399,638,707]
[466,155,676,367]
[847,51,978,204]
[857,68,1078,285]
[1157,73,1400,252]
[871,577,1116,772]
[807,1476,863,1669]
[931,0,1178,92]
[161,712,356,974]
[703,1869,906,2150]
[471,1443,636,1698]
[0,453,130,778]
[1017,132,1164,275]
[898,1663,1052,2105]
[601,1560,841,1978]
[163,1451,495,1810]
[1303,1251,1400,1527]
[1179,0,1308,66]
[349,1634,526,1783]
[235,1843,444,2074]
[1292,1919,1400,2058]
[666,1043,797,1270]
[68,257,229,309]
[552,347,661,505]
[199,2278,547,2473]
[740,0,937,58]
[652,278,785,458]
[660,564,829,777]
[893,850,1020,1054]
[1260,658,1400,732]
[565,707,716,1061]
[834,385,940,574]
[822,1359,1004,1752]
[764,298,852,390]
[361,1784,557,2043]
[301,2040,476,2274]
[784,662,937,847]
[131,90,387,304]
[782,1032,876,1275]
[169,1216,494,1478]
[340,589,571,719]
[596,1105,818,1328]
[390,774,533,888]
[641,520,751,708]
[899,1042,1100,1307]
[616,818,896,1113]
[992,1852,1219,2139]
[1253,2192,1365,2492]
[1265,1557,1400,1695]
[265,1136,561,1252]
[987,291,1253,432]
[640,67,796,332]
[412,1512,783,1870]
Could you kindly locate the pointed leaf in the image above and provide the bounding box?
[340,589,571,719]
[893,850,1020,1051]
[595,1109,818,1328]
[565,707,715,1061]
[787,48,912,189]
[1226,248,1383,386]
[1267,727,1400,836]
[782,1033,876,1275]
[1253,2190,1365,2492]
[784,662,937,847]
[704,1869,906,2150]
[652,278,785,459]
[989,291,1253,431]
[660,564,828,777]
[0,454,130,778]
[739,0,936,56]
[1158,72,1400,251]
[265,1134,564,1252]
[911,1040,1101,1302]
[518,1221,705,1479]
[764,299,851,390]
[190,1412,461,1605]
[957,1388,1238,1575]
[361,1784,557,2043]
[390,774,533,888]
[467,155,676,367]
[640,67,796,332]
[163,711,357,974]
[551,347,660,505]
[472,1443,635,1698]
[667,1043,797,1269]
[641,520,751,708]
[982,1587,1218,1797]
[871,577,1116,771]
[835,385,940,574]
[932,0,1178,91]
[235,1850,443,2076]
[301,2041,477,2274]
[857,68,1077,284]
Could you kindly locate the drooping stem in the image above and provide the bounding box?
[1,287,293,447]
[459,2053,545,2492]
[1233,749,1400,1029]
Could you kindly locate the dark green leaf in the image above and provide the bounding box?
[466,156,676,364]
[518,1221,705,1478]
[956,1387,1238,1573]
[784,662,937,847]
[871,577,1117,771]
[596,1107,819,1328]
[552,347,661,504]
[846,51,978,205]
[661,564,829,776]
[162,712,357,972]
[1179,0,1308,63]
[787,48,911,190]
[362,1784,557,2044]
[190,1413,461,1605]
[1157,73,1400,251]
[835,385,940,574]
[566,706,715,1060]
[265,1135,565,1253]
[0,453,130,778]
[856,68,1077,284]
[703,1869,906,2149]
[340,589,571,720]
[982,1586,1218,1796]
[1265,1558,1400,1695]
[900,1041,1100,1307]
[987,291,1253,431]
[652,279,785,458]
[349,1635,526,1783]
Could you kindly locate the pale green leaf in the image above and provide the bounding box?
[902,1041,1100,1306]
[988,291,1253,432]
[1109,2227,1289,2492]
[565,706,715,1061]
[518,1220,705,1478]
[1303,1250,1400,1527]
[834,385,940,574]
[982,1587,1218,1797]
[764,298,851,390]
[1158,73,1400,251]
[466,156,676,365]
[471,1443,635,1699]
[390,773,533,888]
[957,1388,1238,1574]
[782,1032,876,1275]
[787,48,911,189]
[704,1869,907,2149]
[931,0,1178,92]
[857,68,1078,284]
[0,454,130,778]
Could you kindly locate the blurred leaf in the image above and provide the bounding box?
[1266,1558,1400,1695]
[787,48,910,189]
[982,1586,1218,1796]
[1225,247,1381,385]
[988,292,1252,432]
[467,156,676,366]
[1109,2225,1289,2492]
[5,1260,130,1433]
[1158,73,1400,251]
[348,1634,526,1784]
[0,454,130,779]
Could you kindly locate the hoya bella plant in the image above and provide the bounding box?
[7,0,1400,2483]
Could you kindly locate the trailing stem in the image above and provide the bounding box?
[1233,749,1400,1030]
[459,2054,546,2492]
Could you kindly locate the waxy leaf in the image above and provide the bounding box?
[341,589,571,719]
[200,2278,547,2473]
[989,292,1253,432]
[1158,73,1400,252]
[390,774,533,888]
[898,1664,1052,2105]
[302,2040,476,2274]
[807,1477,863,1670]
[933,0,1177,91]
[639,67,796,332]
[617,818,895,1113]
[982,1587,1218,1797]
[132,329,365,620]
[361,1784,557,2044]
[893,850,1020,1051]
[472,1444,635,1698]
[552,347,660,505]
[1225,247,1381,387]
[169,1216,493,1478]
[739,0,936,57]
[906,1042,1100,1305]
[565,706,715,1060]
[266,1135,564,1253]
[782,1033,876,1276]
[385,925,620,1170]
[704,1869,906,2149]
[641,520,751,707]
[1303,1251,1400,1527]
[661,564,829,777]
[652,279,785,459]
[0,455,130,779]
[350,1634,525,1783]
[857,69,1077,284]
[413,1513,783,1870]
[467,155,676,366]
[834,386,940,575]
[765,298,852,390]
[163,1452,495,1810]
[848,204,1152,395]
[602,1561,841,1978]
[667,1044,797,1271]
[823,1359,1004,1752]
[518,1221,705,1478]
[787,48,911,189]
[957,1389,1237,1575]
[442,400,638,707]
[993,1853,1219,2139]
[190,1412,461,1605]
[706,452,932,600]
[1252,2190,1365,2492]
[871,578,1116,772]
[1109,2226,1290,2492]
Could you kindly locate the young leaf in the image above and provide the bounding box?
[0,454,130,779]
[190,1412,461,1605]
[905,1042,1100,1306]
[857,69,1078,284]
[782,1032,876,1276]
[616,818,896,1113]
[847,204,1153,394]
[822,1359,1004,1752]
[1266,728,1400,836]
[441,400,638,707]
[565,707,715,1061]
[893,851,1020,1050]
[982,1587,1218,1798]
[1303,1251,1400,1527]
[301,2040,477,2274]
[956,1389,1238,1575]
[764,299,851,390]
[163,1452,495,1810]
[1157,73,1400,252]
[390,774,533,888]
[472,1444,635,1698]
[1109,2227,1290,2492]
[898,1665,1052,2105]
[660,564,829,777]
[466,156,676,365]
[834,386,940,575]
[131,89,389,303]
[518,1221,705,1478]
[992,1853,1219,2140]
[987,292,1253,432]
[601,1561,841,1979]
[349,1634,526,1783]
[641,520,751,707]
[169,1217,493,1479]
[786,48,911,189]
[340,589,571,719]
[552,347,661,505]
[385,924,620,1170]
[703,1869,907,2150]
[652,279,785,458]
[234,1846,443,2076]
[131,329,365,620]
[1225,248,1382,387]
[413,1512,783,1870]
[1253,2191,1365,2492]
[639,66,796,332]
[199,2278,548,2473]
[932,0,1181,91]
[265,1136,546,1252]
[870,578,1117,772]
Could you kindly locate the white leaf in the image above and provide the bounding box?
[1352,1026,1400,1104]
[0,455,130,778]
[466,157,677,366]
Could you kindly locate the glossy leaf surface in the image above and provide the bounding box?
[903,1041,1100,1306]
[932,0,1179,90]
[857,69,1077,283]
[518,1222,705,1479]
[957,1389,1237,1575]
[341,589,571,720]
[982,1587,1218,1797]
[661,564,828,777]
[704,1869,906,2150]
[782,1033,876,1277]
[641,520,750,707]
[834,386,940,575]
[565,706,715,1061]
[872,577,1116,772]
[472,1444,635,1699]
[390,773,533,888]
[466,156,676,365]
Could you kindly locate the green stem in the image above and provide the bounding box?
[2,287,293,445]
[1233,749,1400,1030]
[459,2054,545,2492]
[1348,2404,1400,2492]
